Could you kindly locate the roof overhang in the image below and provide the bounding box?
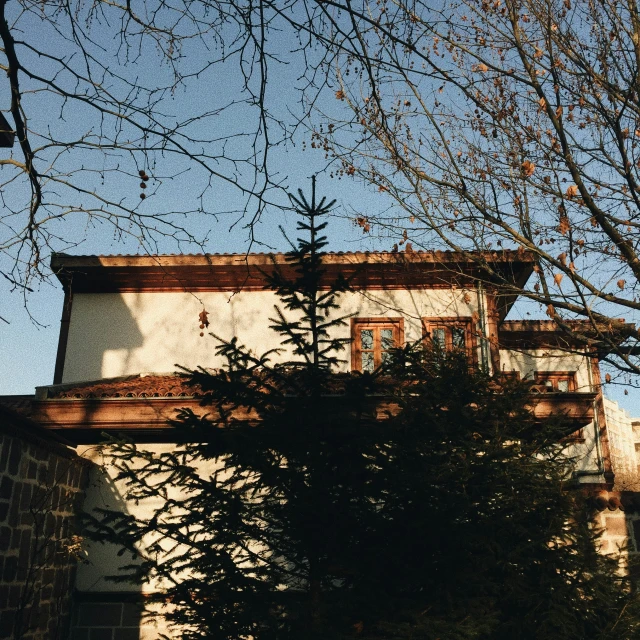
[2,388,597,444]
[51,251,535,302]
[499,320,636,355]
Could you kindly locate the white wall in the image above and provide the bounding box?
[499,348,592,391]
[604,397,640,481]
[78,443,220,594]
[62,288,480,382]
[500,347,605,479]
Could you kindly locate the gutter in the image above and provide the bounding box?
[475,281,491,373]
[572,353,606,480]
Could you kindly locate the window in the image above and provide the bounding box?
[351,318,404,372]
[533,371,576,393]
[422,318,475,359]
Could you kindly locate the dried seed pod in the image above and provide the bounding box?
[140,193,146,199]
[140,182,147,189]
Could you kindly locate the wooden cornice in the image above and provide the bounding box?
[498,320,636,352]
[22,390,597,444]
[525,392,596,425]
[50,250,535,294]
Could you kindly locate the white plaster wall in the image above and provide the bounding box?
[499,348,592,391]
[604,397,640,480]
[500,347,604,479]
[62,288,479,383]
[77,443,225,594]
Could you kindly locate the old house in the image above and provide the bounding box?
[0,249,636,638]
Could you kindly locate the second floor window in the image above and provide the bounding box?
[352,318,404,372]
[422,318,474,357]
[534,371,577,392]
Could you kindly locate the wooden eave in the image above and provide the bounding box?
[23,390,597,444]
[50,251,535,301]
[498,320,636,353]
[526,392,596,426]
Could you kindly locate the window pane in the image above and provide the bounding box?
[362,352,375,372]
[361,329,373,350]
[381,328,394,351]
[452,327,466,350]
[431,328,445,349]
[557,379,569,393]
[382,351,393,365]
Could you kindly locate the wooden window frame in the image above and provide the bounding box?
[351,317,404,372]
[421,317,477,364]
[533,371,577,392]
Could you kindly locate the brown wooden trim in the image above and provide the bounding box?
[526,392,597,426]
[498,320,635,351]
[29,389,598,444]
[27,397,243,430]
[590,356,615,485]
[50,251,535,301]
[52,250,535,269]
[484,291,501,375]
[351,317,405,372]
[53,287,72,384]
[0,404,81,457]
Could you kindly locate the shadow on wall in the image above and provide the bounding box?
[60,285,483,384]
[70,448,146,640]
[63,293,145,383]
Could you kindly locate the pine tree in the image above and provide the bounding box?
[86,181,640,640]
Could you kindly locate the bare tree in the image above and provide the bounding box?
[301,0,640,379]
[7,0,640,382]
[0,0,325,297]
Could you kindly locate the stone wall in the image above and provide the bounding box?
[0,405,90,640]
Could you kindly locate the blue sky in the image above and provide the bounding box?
[0,1,637,417]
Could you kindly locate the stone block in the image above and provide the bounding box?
[46,458,59,488]
[0,502,8,523]
[0,477,13,501]
[19,483,32,511]
[7,488,20,528]
[8,586,20,608]
[0,609,14,639]
[44,512,55,537]
[3,556,17,582]
[72,630,90,640]
[90,628,114,640]
[40,585,52,603]
[8,440,22,476]
[0,526,10,551]
[11,528,21,550]
[0,438,7,473]
[27,461,37,480]
[17,530,32,580]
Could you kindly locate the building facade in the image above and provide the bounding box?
[1,249,634,638]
